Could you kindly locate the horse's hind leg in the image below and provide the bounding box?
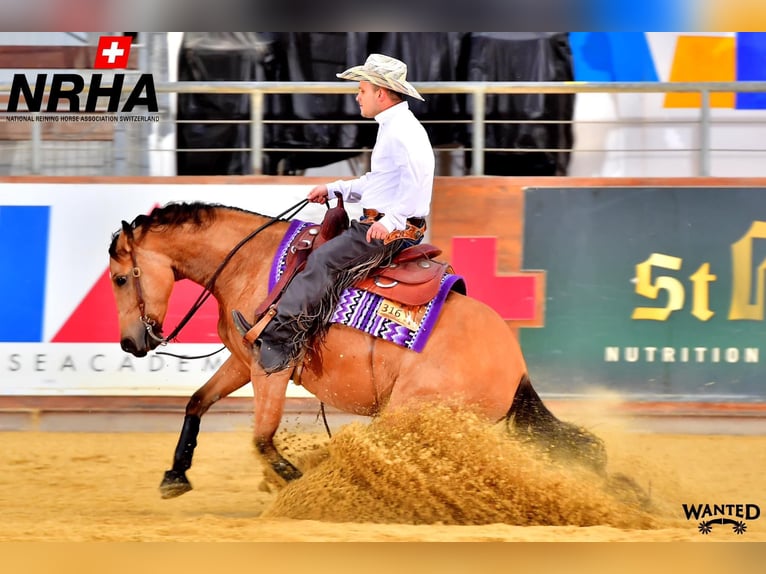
[251,369,302,487]
[505,374,607,475]
[506,376,655,509]
[160,356,250,499]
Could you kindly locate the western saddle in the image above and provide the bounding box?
[235,195,451,345]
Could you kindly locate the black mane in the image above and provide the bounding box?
[108,202,252,258]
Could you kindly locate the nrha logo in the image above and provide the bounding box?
[5,35,158,114]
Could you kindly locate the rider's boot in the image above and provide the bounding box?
[232,309,297,375]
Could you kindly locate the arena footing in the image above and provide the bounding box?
[0,395,765,434]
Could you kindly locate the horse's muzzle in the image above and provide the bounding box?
[121,337,148,357]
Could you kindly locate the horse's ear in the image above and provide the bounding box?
[120,220,135,250]
[121,220,133,238]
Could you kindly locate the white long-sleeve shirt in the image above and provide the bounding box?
[326,101,434,233]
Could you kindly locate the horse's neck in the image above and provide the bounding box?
[157,212,280,290]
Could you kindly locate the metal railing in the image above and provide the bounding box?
[3,80,766,176]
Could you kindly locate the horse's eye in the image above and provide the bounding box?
[114,275,128,287]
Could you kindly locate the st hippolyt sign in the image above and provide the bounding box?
[520,186,766,401]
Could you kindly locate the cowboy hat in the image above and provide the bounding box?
[337,54,424,101]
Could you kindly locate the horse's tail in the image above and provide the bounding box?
[505,374,607,475]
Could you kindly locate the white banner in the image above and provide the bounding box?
[0,182,359,396]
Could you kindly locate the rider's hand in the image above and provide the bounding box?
[366,221,389,243]
[307,185,329,204]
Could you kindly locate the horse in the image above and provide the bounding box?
[109,201,608,499]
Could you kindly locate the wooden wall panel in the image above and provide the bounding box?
[429,176,766,274]
[5,174,766,277]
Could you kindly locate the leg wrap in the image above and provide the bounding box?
[173,414,201,472]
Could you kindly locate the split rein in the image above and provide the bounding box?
[124,199,310,360]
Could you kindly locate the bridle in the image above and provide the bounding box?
[120,199,310,349]
[122,222,167,345]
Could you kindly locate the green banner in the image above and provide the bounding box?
[520,187,766,401]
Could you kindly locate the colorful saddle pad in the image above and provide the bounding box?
[269,220,465,352]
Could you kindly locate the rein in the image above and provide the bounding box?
[125,199,310,356]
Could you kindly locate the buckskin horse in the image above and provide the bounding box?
[109,201,607,499]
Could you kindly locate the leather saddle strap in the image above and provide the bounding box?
[253,245,311,317]
[243,305,278,346]
[253,195,347,318]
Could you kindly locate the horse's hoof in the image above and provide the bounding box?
[272,460,303,482]
[159,469,193,499]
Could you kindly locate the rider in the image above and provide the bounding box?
[234,53,435,374]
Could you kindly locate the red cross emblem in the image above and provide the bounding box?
[94,36,132,69]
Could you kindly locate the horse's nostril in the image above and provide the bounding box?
[121,337,148,357]
[121,338,136,354]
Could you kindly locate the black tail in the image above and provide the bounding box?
[505,374,607,475]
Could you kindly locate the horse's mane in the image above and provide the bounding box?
[109,202,254,258]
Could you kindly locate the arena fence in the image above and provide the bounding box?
[2,80,766,176]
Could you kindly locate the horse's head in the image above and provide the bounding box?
[109,220,176,357]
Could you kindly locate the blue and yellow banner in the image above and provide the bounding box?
[570,32,766,109]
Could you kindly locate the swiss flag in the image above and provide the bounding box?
[94,36,132,69]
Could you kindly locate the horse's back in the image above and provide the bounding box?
[301,291,527,421]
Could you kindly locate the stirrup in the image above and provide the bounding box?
[231,306,277,346]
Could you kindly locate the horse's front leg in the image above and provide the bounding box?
[160,355,250,499]
[251,369,303,485]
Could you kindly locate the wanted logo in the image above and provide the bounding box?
[682,503,761,535]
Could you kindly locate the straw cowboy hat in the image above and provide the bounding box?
[337,54,425,101]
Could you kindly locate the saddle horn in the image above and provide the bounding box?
[319,192,349,242]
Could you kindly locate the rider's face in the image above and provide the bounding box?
[356,81,382,119]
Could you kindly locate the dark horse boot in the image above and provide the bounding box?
[159,414,200,498]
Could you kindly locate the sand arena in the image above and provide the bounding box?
[1,399,764,542]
